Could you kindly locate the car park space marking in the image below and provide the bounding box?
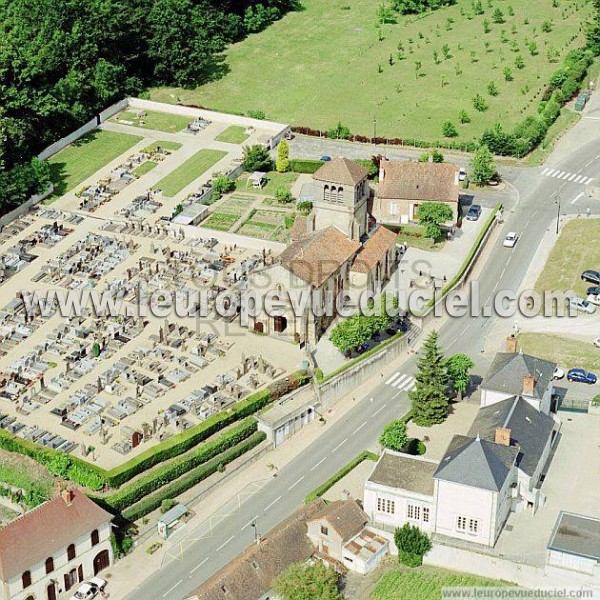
[332,438,348,453]
[287,476,304,491]
[190,557,209,574]
[216,535,235,551]
[311,457,327,471]
[163,581,182,597]
[263,496,281,512]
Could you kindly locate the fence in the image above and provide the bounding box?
[0,185,54,227]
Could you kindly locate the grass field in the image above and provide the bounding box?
[112,110,190,133]
[155,149,227,197]
[372,566,511,600]
[0,450,56,508]
[397,224,445,251]
[535,219,600,296]
[144,140,183,153]
[215,125,250,144]
[518,333,600,371]
[134,161,158,176]
[48,130,143,197]
[239,171,298,196]
[152,0,590,141]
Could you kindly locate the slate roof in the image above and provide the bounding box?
[0,491,112,581]
[313,158,368,186]
[482,352,556,400]
[308,500,368,542]
[434,435,518,492]
[189,500,327,600]
[547,511,600,561]
[367,451,438,496]
[351,226,397,273]
[278,226,360,287]
[378,160,459,203]
[469,396,555,476]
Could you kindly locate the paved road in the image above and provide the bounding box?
[123,115,600,600]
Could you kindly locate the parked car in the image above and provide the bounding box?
[458,167,467,181]
[320,155,331,162]
[553,367,565,380]
[503,231,518,248]
[466,204,482,221]
[71,578,106,600]
[566,368,597,384]
[594,337,600,348]
[587,294,600,306]
[569,297,596,314]
[587,285,600,295]
[581,270,600,285]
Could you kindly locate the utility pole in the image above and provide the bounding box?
[373,115,377,139]
[555,194,561,235]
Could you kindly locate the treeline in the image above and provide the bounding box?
[390,0,456,15]
[0,0,299,211]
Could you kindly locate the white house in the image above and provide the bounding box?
[0,490,113,600]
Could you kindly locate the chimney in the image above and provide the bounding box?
[62,489,75,505]
[522,374,535,396]
[505,335,518,353]
[495,427,511,446]
[378,158,386,183]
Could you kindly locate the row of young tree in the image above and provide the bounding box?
[0,0,299,213]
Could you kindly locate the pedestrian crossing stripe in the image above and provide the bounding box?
[541,168,593,185]
[385,372,416,392]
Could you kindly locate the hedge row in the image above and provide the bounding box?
[98,419,258,512]
[121,431,266,522]
[304,450,378,504]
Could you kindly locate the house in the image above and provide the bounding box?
[546,512,600,577]
[371,160,460,226]
[481,350,556,414]
[0,490,113,600]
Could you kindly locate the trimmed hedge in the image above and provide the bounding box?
[121,431,266,522]
[289,159,325,173]
[97,419,258,512]
[304,450,378,504]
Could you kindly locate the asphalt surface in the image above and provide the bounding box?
[123,119,600,600]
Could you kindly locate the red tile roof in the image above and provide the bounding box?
[351,226,397,273]
[307,499,368,542]
[0,491,112,581]
[313,158,368,186]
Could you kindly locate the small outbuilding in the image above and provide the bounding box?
[157,503,189,539]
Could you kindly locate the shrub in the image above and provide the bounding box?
[442,121,458,137]
[472,94,488,112]
[275,186,294,203]
[326,121,351,140]
[394,523,432,567]
[160,499,177,514]
[211,173,235,200]
[379,420,409,451]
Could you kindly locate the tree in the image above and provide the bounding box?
[472,94,488,112]
[470,144,496,185]
[503,66,513,81]
[212,173,235,199]
[492,7,504,23]
[442,121,458,137]
[431,149,445,163]
[275,186,294,203]
[442,43,452,59]
[419,201,453,242]
[483,19,491,33]
[394,524,432,567]
[459,109,471,124]
[326,121,351,140]
[527,41,539,56]
[273,561,341,600]
[587,0,600,55]
[487,81,499,96]
[408,330,449,426]
[242,144,273,171]
[445,353,475,400]
[276,139,290,172]
[514,54,525,69]
[414,60,422,79]
[91,343,101,358]
[379,420,409,451]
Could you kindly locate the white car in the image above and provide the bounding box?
[569,297,596,314]
[553,367,565,380]
[587,294,600,306]
[458,167,467,181]
[71,578,106,600]
[503,232,518,248]
[594,337,600,348]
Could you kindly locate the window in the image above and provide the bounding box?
[390,203,398,215]
[469,519,479,534]
[91,529,100,546]
[456,516,467,531]
[422,507,430,523]
[67,543,76,561]
[64,569,77,591]
[45,556,54,574]
[457,516,479,534]
[221,585,229,595]
[22,570,31,589]
[320,525,329,536]
[376,497,395,514]
[407,504,421,521]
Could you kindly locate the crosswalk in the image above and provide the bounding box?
[541,168,594,185]
[385,372,416,392]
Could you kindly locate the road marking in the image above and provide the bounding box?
[287,476,304,491]
[216,535,235,552]
[573,174,583,183]
[385,372,402,385]
[241,515,259,531]
[311,457,327,471]
[568,173,577,181]
[571,192,584,204]
[561,172,571,179]
[163,581,182,597]
[372,403,387,417]
[546,168,557,176]
[190,557,209,574]
[500,265,507,279]
[554,171,564,178]
[541,167,550,175]
[264,496,282,512]
[583,176,593,185]
[332,438,348,453]
[353,421,368,434]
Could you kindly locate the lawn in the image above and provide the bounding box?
[134,161,158,176]
[518,333,600,372]
[238,171,298,197]
[215,125,250,144]
[202,212,240,231]
[535,219,600,296]
[47,130,143,198]
[151,0,590,142]
[144,140,183,153]
[155,149,227,197]
[397,224,445,252]
[217,193,255,216]
[112,110,190,133]
[372,566,512,600]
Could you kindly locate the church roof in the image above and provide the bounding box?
[313,158,368,186]
[351,226,397,273]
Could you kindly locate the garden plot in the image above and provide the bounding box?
[238,208,294,241]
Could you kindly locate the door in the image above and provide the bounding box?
[93,549,110,575]
[47,582,57,600]
[78,564,84,582]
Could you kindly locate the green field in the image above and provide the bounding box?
[48,130,143,197]
[519,333,600,371]
[215,125,250,144]
[112,110,190,133]
[535,219,600,296]
[144,140,183,153]
[152,0,590,142]
[134,161,158,176]
[155,149,227,197]
[372,567,511,600]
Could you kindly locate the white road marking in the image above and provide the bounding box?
[554,171,564,178]
[264,496,282,512]
[353,421,368,434]
[385,372,402,385]
[190,557,209,574]
[163,581,182,597]
[332,438,348,453]
[287,476,304,491]
[573,174,583,183]
[372,403,387,417]
[500,265,507,279]
[583,177,593,185]
[311,457,327,471]
[241,515,259,531]
[561,172,571,179]
[571,192,584,204]
[541,167,550,175]
[391,374,409,388]
[216,535,235,551]
[568,173,577,181]
[546,168,557,176]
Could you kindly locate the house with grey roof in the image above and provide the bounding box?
[481,351,556,415]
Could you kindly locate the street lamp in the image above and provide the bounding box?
[555,195,561,235]
[251,520,260,544]
[373,115,377,139]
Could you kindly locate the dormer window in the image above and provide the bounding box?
[22,570,32,589]
[320,525,329,536]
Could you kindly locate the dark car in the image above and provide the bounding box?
[587,285,600,295]
[581,270,600,285]
[466,205,482,221]
[320,155,332,162]
[566,368,597,384]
